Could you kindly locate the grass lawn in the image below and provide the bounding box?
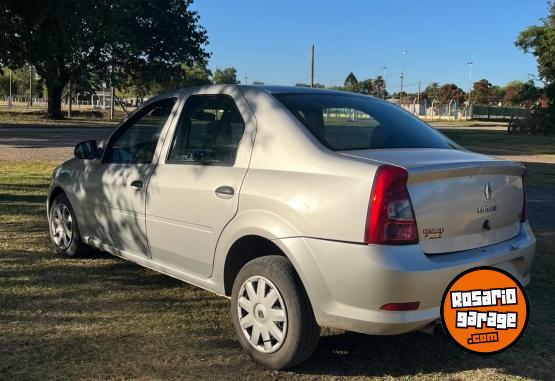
[1,129,554,380]
[0,109,122,126]
[441,129,555,187]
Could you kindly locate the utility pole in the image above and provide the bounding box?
[400,50,407,105]
[244,76,248,85]
[310,44,315,88]
[102,83,106,110]
[67,80,72,118]
[417,81,421,104]
[382,66,387,99]
[467,61,473,120]
[110,85,115,120]
[29,65,33,107]
[8,69,12,110]
[109,64,115,120]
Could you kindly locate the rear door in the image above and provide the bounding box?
[145,87,256,277]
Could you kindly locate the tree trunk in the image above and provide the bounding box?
[46,82,64,119]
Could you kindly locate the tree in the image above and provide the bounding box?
[344,72,359,92]
[472,79,494,104]
[213,67,240,84]
[490,85,505,105]
[516,4,555,85]
[0,67,42,99]
[373,76,388,98]
[252,81,265,85]
[357,79,374,95]
[516,3,555,133]
[180,64,212,88]
[422,82,440,103]
[0,0,208,119]
[503,81,525,106]
[437,83,465,105]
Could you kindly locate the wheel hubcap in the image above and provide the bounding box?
[237,276,287,353]
[51,203,73,250]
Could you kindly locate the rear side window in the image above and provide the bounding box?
[167,95,245,165]
[273,93,458,151]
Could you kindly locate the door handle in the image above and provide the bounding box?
[130,180,143,191]
[215,185,234,199]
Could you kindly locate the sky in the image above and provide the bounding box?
[191,0,548,93]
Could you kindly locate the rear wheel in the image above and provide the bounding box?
[231,256,320,369]
[49,193,90,258]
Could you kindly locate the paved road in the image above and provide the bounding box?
[0,125,114,148]
[0,125,553,231]
[0,126,114,162]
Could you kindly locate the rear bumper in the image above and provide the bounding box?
[278,222,535,335]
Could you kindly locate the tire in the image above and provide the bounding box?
[48,193,90,258]
[231,255,320,369]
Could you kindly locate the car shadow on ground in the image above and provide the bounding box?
[290,329,547,379]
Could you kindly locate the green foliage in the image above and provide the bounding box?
[516,3,555,133]
[471,79,493,104]
[437,83,465,105]
[421,82,440,103]
[503,80,540,106]
[213,67,240,84]
[0,67,42,98]
[516,3,555,84]
[334,73,387,98]
[343,72,358,92]
[0,0,208,118]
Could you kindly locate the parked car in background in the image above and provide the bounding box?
[47,85,535,369]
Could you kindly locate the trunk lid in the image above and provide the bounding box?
[340,148,525,253]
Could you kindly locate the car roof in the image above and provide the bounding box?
[240,85,348,95]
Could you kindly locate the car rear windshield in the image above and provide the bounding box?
[273,93,458,151]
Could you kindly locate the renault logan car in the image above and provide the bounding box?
[47,85,535,369]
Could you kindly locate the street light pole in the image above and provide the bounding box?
[467,61,473,120]
[8,69,12,110]
[382,66,387,99]
[399,50,407,105]
[310,44,315,88]
[29,65,33,107]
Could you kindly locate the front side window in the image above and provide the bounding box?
[104,98,177,163]
[274,93,459,151]
[167,95,245,165]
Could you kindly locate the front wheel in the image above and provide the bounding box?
[49,193,90,258]
[231,256,320,369]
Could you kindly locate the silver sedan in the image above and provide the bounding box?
[47,85,535,369]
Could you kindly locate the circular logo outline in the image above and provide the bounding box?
[440,266,530,356]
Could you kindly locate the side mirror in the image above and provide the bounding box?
[74,140,98,160]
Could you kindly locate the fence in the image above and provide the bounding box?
[398,99,466,120]
[398,101,532,121]
[470,105,531,121]
[0,94,142,112]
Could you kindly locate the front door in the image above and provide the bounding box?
[83,97,178,256]
[146,89,255,277]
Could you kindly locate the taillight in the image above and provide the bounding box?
[380,302,420,311]
[520,178,527,223]
[365,165,419,244]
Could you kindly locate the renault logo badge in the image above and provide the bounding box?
[484,182,493,200]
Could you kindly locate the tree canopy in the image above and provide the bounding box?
[516,3,555,133]
[0,0,209,118]
[213,67,240,84]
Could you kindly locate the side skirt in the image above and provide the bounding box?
[85,236,227,298]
